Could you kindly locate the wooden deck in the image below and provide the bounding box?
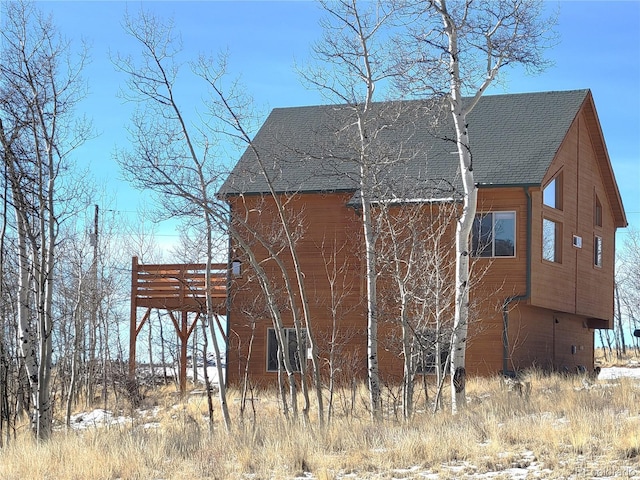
[131,259,228,313]
[129,257,229,393]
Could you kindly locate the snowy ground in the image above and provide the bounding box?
[598,365,640,380]
[69,366,640,431]
[167,365,225,385]
[67,367,640,479]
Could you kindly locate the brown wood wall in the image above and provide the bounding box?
[507,305,594,372]
[530,108,616,324]
[226,187,531,383]
[226,100,617,384]
[226,192,368,387]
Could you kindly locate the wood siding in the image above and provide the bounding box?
[473,187,528,297]
[226,187,533,382]
[530,107,616,325]
[507,305,594,372]
[226,192,368,387]
[226,99,619,384]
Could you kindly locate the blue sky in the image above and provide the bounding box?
[33,0,640,251]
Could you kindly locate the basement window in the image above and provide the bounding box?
[472,211,516,257]
[267,328,306,372]
[414,329,450,375]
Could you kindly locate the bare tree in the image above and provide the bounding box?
[301,0,408,419]
[317,235,362,425]
[113,9,234,431]
[0,0,90,438]
[616,229,640,354]
[196,55,332,427]
[113,6,335,427]
[377,199,458,418]
[397,0,555,412]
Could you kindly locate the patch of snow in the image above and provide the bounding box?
[598,366,640,380]
[164,366,225,385]
[69,409,128,429]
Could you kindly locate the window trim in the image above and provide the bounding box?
[471,211,516,258]
[594,235,603,268]
[266,327,306,373]
[542,217,562,264]
[543,172,563,211]
[594,195,603,228]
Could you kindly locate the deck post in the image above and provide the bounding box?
[180,310,188,395]
[129,256,139,380]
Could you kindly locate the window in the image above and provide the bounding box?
[267,328,306,372]
[543,173,563,210]
[414,329,450,375]
[472,212,516,257]
[594,195,603,228]
[543,218,562,263]
[594,235,603,268]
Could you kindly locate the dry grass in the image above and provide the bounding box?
[595,346,640,367]
[1,368,639,479]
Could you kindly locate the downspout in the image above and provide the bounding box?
[502,187,532,375]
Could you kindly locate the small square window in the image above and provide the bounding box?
[572,235,582,248]
[414,329,450,375]
[471,211,516,257]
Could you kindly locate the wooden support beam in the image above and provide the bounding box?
[213,313,228,344]
[129,256,229,394]
[180,311,188,395]
[129,256,139,379]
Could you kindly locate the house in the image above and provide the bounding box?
[219,89,627,386]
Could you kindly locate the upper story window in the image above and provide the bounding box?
[594,195,603,228]
[543,172,563,210]
[542,218,562,263]
[594,235,603,268]
[472,211,516,257]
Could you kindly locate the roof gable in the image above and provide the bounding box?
[578,91,627,228]
[220,90,590,199]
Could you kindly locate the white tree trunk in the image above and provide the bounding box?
[449,95,479,414]
[15,210,38,409]
[204,213,231,432]
[360,171,381,418]
[439,1,478,414]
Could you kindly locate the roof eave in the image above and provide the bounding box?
[581,91,628,229]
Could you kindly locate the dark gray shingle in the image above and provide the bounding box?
[219,90,588,198]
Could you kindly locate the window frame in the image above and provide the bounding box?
[471,211,516,258]
[266,327,306,373]
[543,172,563,210]
[414,329,450,375]
[594,195,603,228]
[594,235,603,268]
[542,217,562,263]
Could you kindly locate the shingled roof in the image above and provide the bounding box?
[220,90,590,199]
